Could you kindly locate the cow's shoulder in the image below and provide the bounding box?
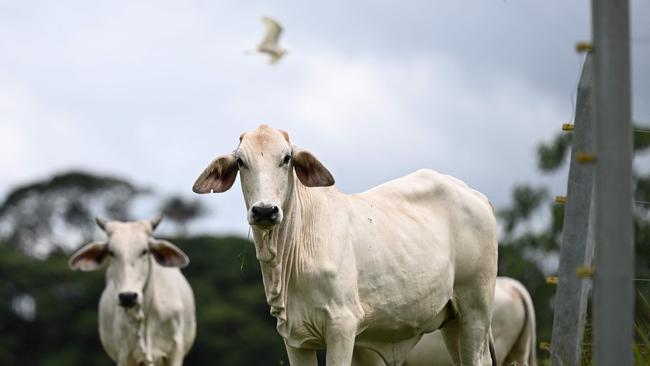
[149,266,192,315]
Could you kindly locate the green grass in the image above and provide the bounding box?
[633,291,650,365]
[539,286,650,365]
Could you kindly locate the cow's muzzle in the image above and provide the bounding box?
[248,202,283,228]
[118,292,139,308]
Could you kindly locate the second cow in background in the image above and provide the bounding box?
[68,217,196,366]
[352,277,537,366]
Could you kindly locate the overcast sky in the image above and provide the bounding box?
[1,0,649,236]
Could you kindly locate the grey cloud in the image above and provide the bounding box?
[0,0,647,235]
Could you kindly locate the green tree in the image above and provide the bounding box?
[0,171,144,257]
[161,196,207,237]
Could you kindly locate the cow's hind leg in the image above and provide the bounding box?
[455,288,496,366]
[457,317,493,366]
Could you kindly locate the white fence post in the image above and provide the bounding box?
[591,0,635,365]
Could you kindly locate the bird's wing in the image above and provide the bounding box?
[259,17,283,50]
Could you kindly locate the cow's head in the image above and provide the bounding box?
[193,124,334,231]
[68,216,189,309]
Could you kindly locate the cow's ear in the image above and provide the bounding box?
[149,239,189,268]
[293,148,335,187]
[192,154,238,194]
[68,242,108,271]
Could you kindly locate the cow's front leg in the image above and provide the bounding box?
[285,343,317,366]
[165,334,185,366]
[325,315,358,366]
[117,351,131,366]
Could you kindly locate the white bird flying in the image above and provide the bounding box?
[253,16,287,64]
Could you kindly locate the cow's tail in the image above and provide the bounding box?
[510,279,538,366]
[489,328,497,366]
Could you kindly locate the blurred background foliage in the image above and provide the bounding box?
[500,127,650,363]
[0,234,287,365]
[0,128,649,365]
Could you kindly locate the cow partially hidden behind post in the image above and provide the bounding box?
[68,217,196,366]
[351,277,538,366]
[192,124,498,366]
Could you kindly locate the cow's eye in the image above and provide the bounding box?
[236,157,246,168]
[140,249,148,257]
[282,154,291,165]
[107,250,115,257]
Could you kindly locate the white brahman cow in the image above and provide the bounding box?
[193,125,498,366]
[351,277,537,366]
[68,217,196,366]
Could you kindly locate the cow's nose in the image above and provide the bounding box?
[251,204,280,224]
[118,292,138,308]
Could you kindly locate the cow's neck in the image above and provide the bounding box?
[252,178,326,336]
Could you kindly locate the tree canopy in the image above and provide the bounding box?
[0,171,144,257]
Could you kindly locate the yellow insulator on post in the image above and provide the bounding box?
[575,42,593,53]
[576,266,595,278]
[576,152,596,164]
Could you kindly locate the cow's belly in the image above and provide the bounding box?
[351,249,454,364]
[280,262,453,351]
[281,300,450,353]
[277,247,457,363]
[356,273,453,343]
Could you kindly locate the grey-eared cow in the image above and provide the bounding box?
[193,125,498,366]
[68,217,196,366]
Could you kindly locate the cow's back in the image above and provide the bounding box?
[352,168,496,280]
[357,169,494,244]
[362,169,488,203]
